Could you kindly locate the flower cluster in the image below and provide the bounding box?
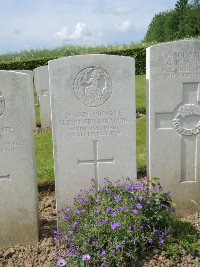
[54,177,175,266]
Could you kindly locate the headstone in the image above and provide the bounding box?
[14,70,36,129]
[0,71,38,248]
[33,66,51,128]
[49,55,136,210]
[147,40,200,214]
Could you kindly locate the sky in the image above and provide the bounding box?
[0,0,178,55]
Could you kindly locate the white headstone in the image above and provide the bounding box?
[34,66,51,128]
[49,55,136,210]
[0,71,38,248]
[147,40,200,214]
[14,70,36,129]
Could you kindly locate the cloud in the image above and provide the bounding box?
[106,5,134,15]
[115,21,131,32]
[13,29,21,35]
[54,23,91,41]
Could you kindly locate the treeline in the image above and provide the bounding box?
[144,0,200,43]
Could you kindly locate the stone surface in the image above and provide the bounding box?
[14,70,36,129]
[33,66,51,128]
[146,40,200,214]
[0,71,38,248]
[48,54,136,210]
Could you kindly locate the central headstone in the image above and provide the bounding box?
[147,40,200,214]
[49,55,136,210]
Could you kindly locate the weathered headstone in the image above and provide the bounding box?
[147,40,200,214]
[14,70,36,129]
[0,71,38,248]
[49,55,136,210]
[33,66,51,128]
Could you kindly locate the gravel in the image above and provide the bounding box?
[0,186,199,267]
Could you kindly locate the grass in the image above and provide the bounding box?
[34,131,54,184]
[136,74,146,113]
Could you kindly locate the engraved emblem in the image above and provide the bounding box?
[173,104,200,136]
[73,67,112,107]
[0,92,5,116]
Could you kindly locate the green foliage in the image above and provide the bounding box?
[0,46,146,75]
[54,177,176,266]
[144,0,200,42]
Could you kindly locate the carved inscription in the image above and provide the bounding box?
[173,104,200,136]
[162,51,200,78]
[73,67,112,107]
[0,126,25,152]
[0,92,5,116]
[60,110,128,137]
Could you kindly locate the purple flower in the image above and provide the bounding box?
[101,263,108,267]
[97,220,102,226]
[146,199,151,204]
[111,211,117,217]
[75,210,81,214]
[99,250,106,258]
[106,207,111,213]
[95,210,100,215]
[103,218,109,223]
[114,244,120,250]
[119,206,124,212]
[66,207,71,212]
[111,250,115,255]
[82,254,91,261]
[57,258,66,266]
[133,209,139,215]
[68,230,74,236]
[107,189,113,194]
[114,195,121,203]
[64,215,71,221]
[111,222,121,231]
[98,188,104,193]
[148,238,153,245]
[72,221,78,229]
[159,238,164,245]
[138,195,143,201]
[140,226,144,230]
[129,196,134,201]
[136,203,143,209]
[95,198,100,203]
[103,177,109,183]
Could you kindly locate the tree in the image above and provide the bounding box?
[175,0,189,12]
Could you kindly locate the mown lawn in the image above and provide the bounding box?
[34,74,146,184]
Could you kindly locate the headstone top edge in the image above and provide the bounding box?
[147,39,200,50]
[48,54,135,66]
[0,70,29,78]
[34,65,48,71]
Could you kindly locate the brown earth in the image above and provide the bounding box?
[0,186,199,267]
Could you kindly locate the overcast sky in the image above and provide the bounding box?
[0,0,178,54]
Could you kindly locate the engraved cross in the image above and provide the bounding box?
[0,174,11,181]
[78,140,114,191]
[155,82,200,183]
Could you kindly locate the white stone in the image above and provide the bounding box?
[49,55,136,210]
[0,71,38,248]
[33,66,51,128]
[146,40,200,214]
[14,70,36,129]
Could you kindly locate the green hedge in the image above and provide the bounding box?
[0,47,146,75]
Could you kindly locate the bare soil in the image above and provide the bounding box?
[0,186,199,267]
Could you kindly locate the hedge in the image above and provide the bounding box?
[0,46,146,75]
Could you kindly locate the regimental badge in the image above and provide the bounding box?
[0,92,5,116]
